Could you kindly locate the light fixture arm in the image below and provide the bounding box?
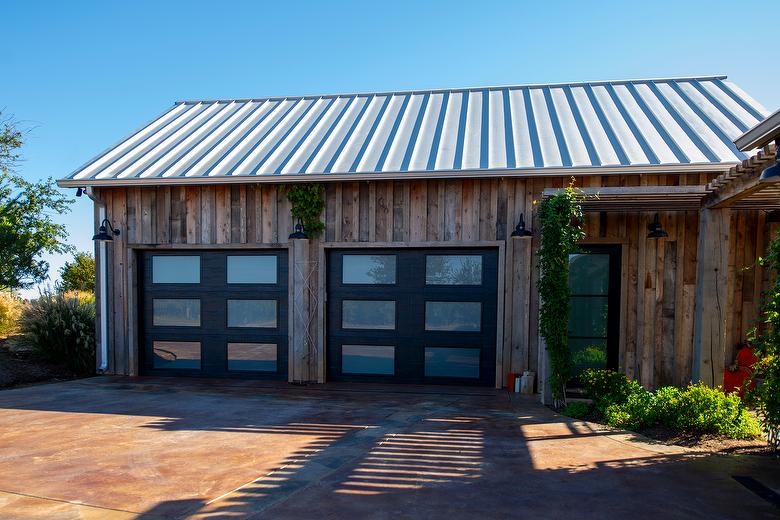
[100,218,121,237]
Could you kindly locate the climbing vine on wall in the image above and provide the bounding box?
[748,227,780,452]
[537,179,585,408]
[286,184,325,239]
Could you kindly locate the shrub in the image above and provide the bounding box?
[603,389,657,430]
[579,369,642,413]
[18,291,96,375]
[581,369,761,440]
[561,401,591,419]
[656,383,761,440]
[0,291,24,337]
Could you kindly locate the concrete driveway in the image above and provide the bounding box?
[0,378,777,519]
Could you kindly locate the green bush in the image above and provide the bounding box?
[18,291,96,375]
[561,401,591,419]
[656,383,761,440]
[0,291,24,337]
[581,369,761,440]
[579,369,643,413]
[604,389,657,430]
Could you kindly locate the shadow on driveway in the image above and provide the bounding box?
[0,377,776,519]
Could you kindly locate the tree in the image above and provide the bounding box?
[0,114,73,290]
[59,252,95,293]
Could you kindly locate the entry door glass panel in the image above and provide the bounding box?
[568,247,620,375]
[153,341,201,369]
[342,255,397,284]
[342,300,396,329]
[227,256,277,284]
[227,300,277,328]
[152,256,200,284]
[153,299,201,327]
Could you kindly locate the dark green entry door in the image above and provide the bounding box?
[568,245,621,375]
[139,250,288,379]
[327,248,498,386]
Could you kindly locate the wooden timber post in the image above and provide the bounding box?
[692,207,731,386]
[289,238,319,383]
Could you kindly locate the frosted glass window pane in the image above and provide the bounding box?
[153,299,201,327]
[342,345,395,375]
[426,255,482,285]
[343,255,396,284]
[227,256,277,284]
[227,300,277,328]
[152,256,200,284]
[342,300,395,329]
[425,302,481,331]
[153,341,201,369]
[227,343,277,371]
[424,347,480,378]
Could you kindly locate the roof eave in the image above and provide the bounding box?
[57,163,737,189]
[735,108,780,151]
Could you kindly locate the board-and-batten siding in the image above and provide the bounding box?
[93,173,770,388]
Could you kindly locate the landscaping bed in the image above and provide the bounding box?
[637,424,774,456]
[562,369,775,457]
[0,336,78,389]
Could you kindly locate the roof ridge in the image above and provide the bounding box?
[174,75,729,105]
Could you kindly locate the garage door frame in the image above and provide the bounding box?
[321,241,506,388]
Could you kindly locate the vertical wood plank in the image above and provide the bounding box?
[185,186,200,244]
[199,185,215,244]
[410,180,427,242]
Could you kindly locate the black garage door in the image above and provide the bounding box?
[327,249,498,386]
[139,250,288,379]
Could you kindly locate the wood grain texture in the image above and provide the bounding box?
[94,175,773,390]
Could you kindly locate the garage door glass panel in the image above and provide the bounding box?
[153,299,201,326]
[227,343,277,371]
[424,347,480,378]
[425,255,482,285]
[342,255,396,284]
[227,300,277,328]
[342,345,395,375]
[227,256,277,284]
[153,341,200,369]
[152,256,200,284]
[342,300,395,329]
[425,302,481,331]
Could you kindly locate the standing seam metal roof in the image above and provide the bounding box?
[59,76,769,186]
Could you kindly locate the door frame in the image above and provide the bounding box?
[321,241,506,388]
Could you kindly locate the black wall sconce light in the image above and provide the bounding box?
[92,218,121,242]
[647,213,668,239]
[510,213,533,238]
[288,218,308,240]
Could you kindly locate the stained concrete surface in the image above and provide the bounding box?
[0,377,777,519]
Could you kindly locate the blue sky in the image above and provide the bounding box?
[3,0,778,297]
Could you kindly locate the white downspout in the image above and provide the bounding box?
[86,188,109,372]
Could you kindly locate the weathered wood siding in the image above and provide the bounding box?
[93,173,772,388]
